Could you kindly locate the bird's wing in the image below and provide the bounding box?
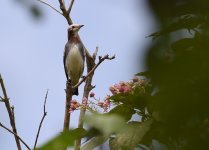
[78,43,86,60]
[63,43,70,80]
[78,43,85,77]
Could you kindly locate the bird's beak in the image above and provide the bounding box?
[79,25,84,29]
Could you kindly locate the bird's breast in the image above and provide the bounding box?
[65,44,84,84]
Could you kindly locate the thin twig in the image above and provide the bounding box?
[0,74,22,150]
[67,0,75,14]
[0,122,31,150]
[37,0,63,15]
[37,0,73,25]
[33,90,49,150]
[73,54,115,89]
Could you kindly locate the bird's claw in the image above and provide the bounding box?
[81,76,86,79]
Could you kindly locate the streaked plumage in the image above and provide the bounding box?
[63,24,85,95]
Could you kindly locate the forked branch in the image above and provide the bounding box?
[58,0,73,25]
[0,122,30,150]
[73,54,116,90]
[33,90,49,150]
[0,74,22,150]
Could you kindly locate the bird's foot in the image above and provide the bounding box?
[81,75,86,79]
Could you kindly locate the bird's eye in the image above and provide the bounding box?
[72,26,74,29]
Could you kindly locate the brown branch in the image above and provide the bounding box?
[63,84,73,132]
[74,48,115,150]
[37,0,63,15]
[58,1,76,150]
[73,53,116,90]
[67,0,75,14]
[58,0,67,13]
[62,83,73,150]
[0,122,30,150]
[58,0,73,25]
[37,0,73,25]
[33,90,48,150]
[0,74,22,150]
[0,96,5,102]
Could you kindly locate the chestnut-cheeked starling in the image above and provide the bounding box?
[64,24,85,95]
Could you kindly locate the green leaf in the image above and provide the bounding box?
[110,88,147,111]
[171,38,194,52]
[147,15,203,39]
[136,71,151,78]
[82,114,126,150]
[110,93,126,103]
[109,119,153,150]
[84,114,126,136]
[81,136,108,150]
[109,104,135,121]
[37,128,87,150]
[109,137,120,150]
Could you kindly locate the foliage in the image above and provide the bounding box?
[144,0,209,149]
[37,128,87,150]
[80,76,153,150]
[36,0,209,150]
[80,0,209,149]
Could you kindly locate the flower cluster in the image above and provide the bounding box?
[69,76,149,113]
[109,76,149,95]
[109,81,132,95]
[96,95,110,112]
[87,92,111,112]
[69,97,88,113]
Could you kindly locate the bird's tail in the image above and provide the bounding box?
[73,87,79,96]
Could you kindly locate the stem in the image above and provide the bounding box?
[0,74,22,150]
[33,90,48,150]
[68,0,75,14]
[37,0,63,15]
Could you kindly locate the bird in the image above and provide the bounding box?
[63,24,85,95]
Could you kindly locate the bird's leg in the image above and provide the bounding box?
[66,79,72,90]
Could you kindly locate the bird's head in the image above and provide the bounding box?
[68,24,84,34]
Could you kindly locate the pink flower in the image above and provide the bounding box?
[69,99,80,113]
[109,85,118,95]
[105,95,111,100]
[109,81,133,95]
